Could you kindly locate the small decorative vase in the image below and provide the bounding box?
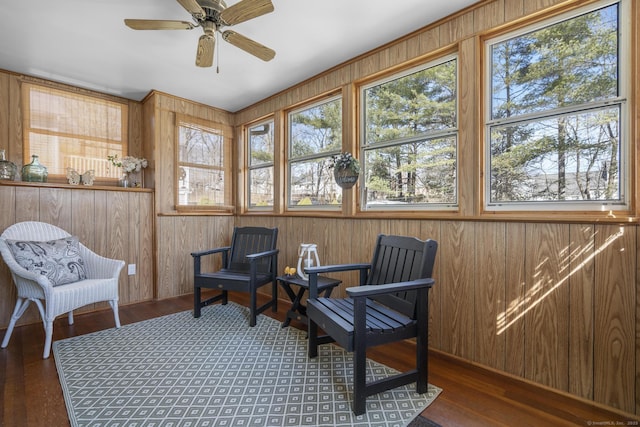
[21,155,48,182]
[119,173,130,188]
[0,149,17,181]
[334,168,359,189]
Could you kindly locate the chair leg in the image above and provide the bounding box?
[109,300,121,328]
[249,290,257,327]
[43,320,54,359]
[353,348,367,416]
[271,281,277,312]
[308,319,319,358]
[1,298,30,349]
[194,286,201,318]
[68,311,74,325]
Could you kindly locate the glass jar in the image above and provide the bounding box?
[0,149,17,181]
[21,155,48,182]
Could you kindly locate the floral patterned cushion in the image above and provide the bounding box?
[5,236,87,286]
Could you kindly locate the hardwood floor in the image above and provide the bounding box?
[1,293,636,427]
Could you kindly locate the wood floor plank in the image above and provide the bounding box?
[0,292,636,427]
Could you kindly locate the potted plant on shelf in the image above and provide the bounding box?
[330,152,360,189]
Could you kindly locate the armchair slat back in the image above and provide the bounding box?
[227,226,278,273]
[367,234,438,318]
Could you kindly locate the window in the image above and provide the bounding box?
[247,120,275,209]
[22,83,128,181]
[485,0,628,211]
[287,96,342,208]
[361,56,458,210]
[176,116,233,211]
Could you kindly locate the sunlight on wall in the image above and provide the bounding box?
[496,226,625,335]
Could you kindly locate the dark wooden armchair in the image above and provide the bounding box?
[306,234,437,415]
[191,226,279,327]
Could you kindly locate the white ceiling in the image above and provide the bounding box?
[0,0,478,112]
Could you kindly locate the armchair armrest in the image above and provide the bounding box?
[305,263,371,275]
[246,249,279,279]
[245,248,279,261]
[346,278,435,298]
[191,246,232,276]
[306,263,371,299]
[190,246,231,259]
[79,244,125,279]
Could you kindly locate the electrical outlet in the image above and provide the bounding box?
[128,264,136,276]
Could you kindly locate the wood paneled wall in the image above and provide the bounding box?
[235,216,639,415]
[0,184,154,327]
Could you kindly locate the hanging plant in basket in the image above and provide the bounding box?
[330,152,360,189]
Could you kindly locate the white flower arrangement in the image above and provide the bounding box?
[108,155,148,173]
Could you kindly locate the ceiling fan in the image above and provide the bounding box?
[124,0,275,67]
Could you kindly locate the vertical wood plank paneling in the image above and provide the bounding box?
[440,220,475,359]
[38,188,72,231]
[594,224,635,413]
[0,72,9,152]
[457,37,477,217]
[0,186,16,327]
[176,216,191,295]
[504,0,525,22]
[524,223,569,391]
[503,222,526,377]
[155,216,175,300]
[106,190,129,302]
[568,224,595,400]
[70,190,96,249]
[474,0,506,33]
[139,192,154,301]
[439,12,475,47]
[14,187,40,222]
[93,190,109,257]
[126,192,141,303]
[417,28,441,57]
[475,222,506,369]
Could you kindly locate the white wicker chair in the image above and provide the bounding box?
[0,221,124,358]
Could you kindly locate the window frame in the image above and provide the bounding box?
[175,114,234,213]
[22,82,129,184]
[482,0,631,213]
[246,118,275,211]
[359,54,459,212]
[286,94,343,211]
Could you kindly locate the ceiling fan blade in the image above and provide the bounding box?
[219,0,274,26]
[222,30,275,61]
[177,0,206,20]
[196,35,215,67]
[125,19,195,30]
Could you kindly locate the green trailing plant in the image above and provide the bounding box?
[330,152,360,174]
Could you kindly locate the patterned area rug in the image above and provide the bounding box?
[53,302,441,427]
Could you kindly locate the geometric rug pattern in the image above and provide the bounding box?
[53,302,441,427]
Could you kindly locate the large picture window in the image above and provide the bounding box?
[22,83,128,181]
[287,96,342,208]
[361,57,458,210]
[485,0,628,211]
[176,116,232,211]
[247,119,274,209]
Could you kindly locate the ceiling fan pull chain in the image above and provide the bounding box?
[216,32,220,74]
